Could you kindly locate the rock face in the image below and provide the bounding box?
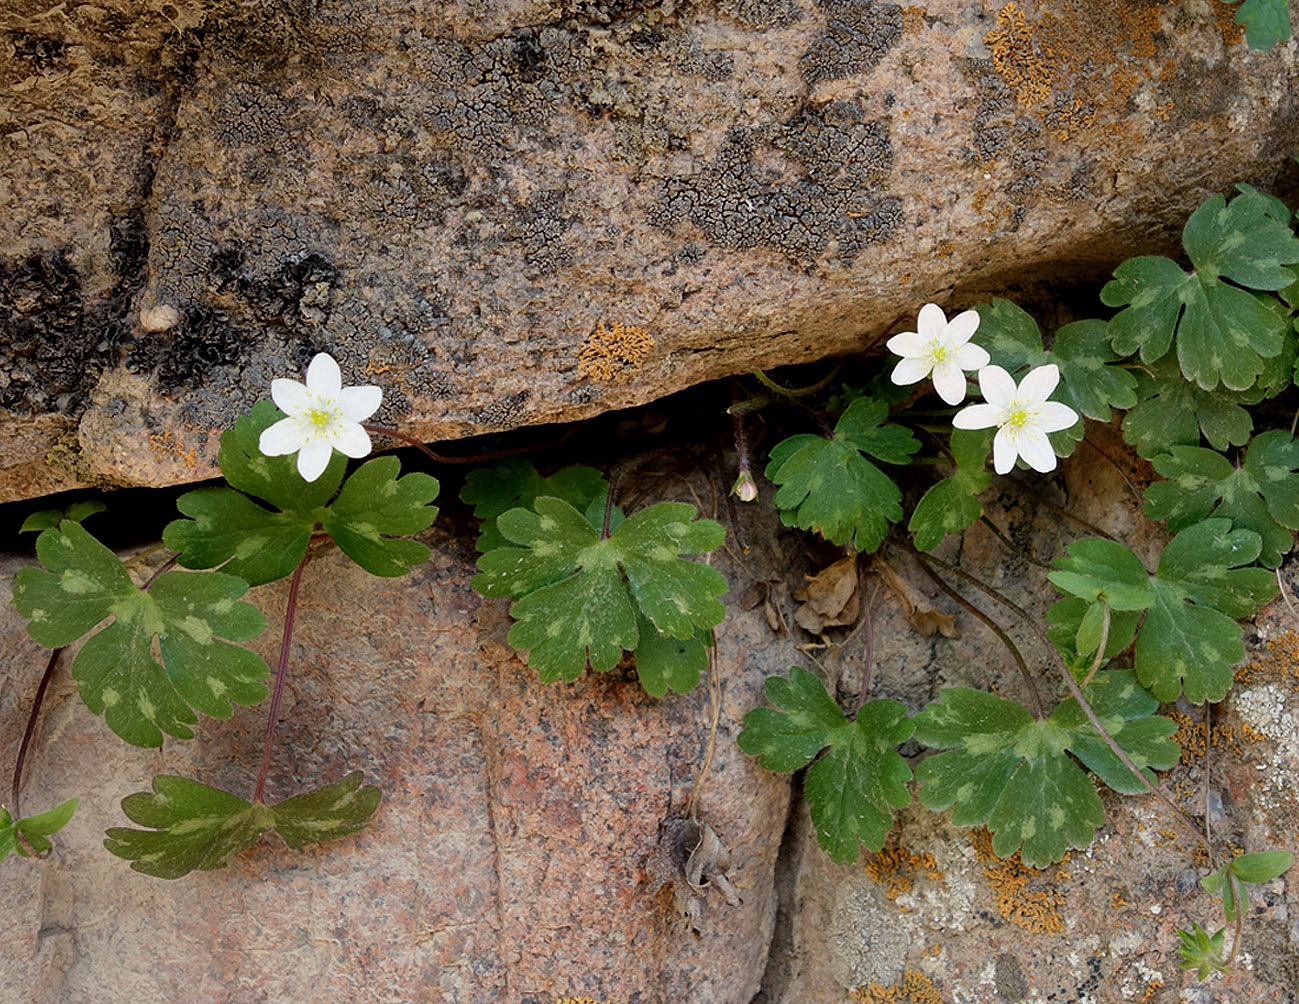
[1,423,1296,1003]
[3,0,1299,500]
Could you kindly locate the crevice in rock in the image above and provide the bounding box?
[747,772,807,1004]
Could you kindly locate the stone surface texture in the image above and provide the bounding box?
[4,0,1299,500]
[0,421,1297,1002]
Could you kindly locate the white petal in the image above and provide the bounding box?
[952,403,1001,430]
[946,309,980,345]
[1037,401,1080,433]
[931,362,969,405]
[1016,430,1059,473]
[977,365,1017,406]
[992,427,1019,474]
[916,303,947,337]
[955,342,990,370]
[886,332,926,357]
[339,385,382,423]
[296,440,334,482]
[891,357,933,386]
[259,418,306,456]
[306,353,343,396]
[270,379,310,416]
[333,423,373,458]
[1018,363,1061,403]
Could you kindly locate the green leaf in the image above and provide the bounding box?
[1047,597,1141,671]
[1103,191,1299,390]
[1178,923,1228,980]
[1229,849,1293,884]
[472,497,726,684]
[20,501,106,534]
[320,457,439,576]
[0,798,79,859]
[461,458,608,553]
[1145,431,1299,566]
[738,667,913,863]
[1233,0,1292,49]
[974,301,1135,422]
[165,402,438,584]
[1121,355,1261,456]
[12,521,269,747]
[766,398,919,551]
[1137,520,1277,703]
[634,616,708,697]
[913,674,1177,868]
[909,428,993,551]
[103,772,381,879]
[1048,538,1152,611]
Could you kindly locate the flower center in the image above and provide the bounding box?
[1005,404,1034,430]
[306,405,338,430]
[928,342,951,364]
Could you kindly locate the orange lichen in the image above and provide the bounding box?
[986,2,1053,108]
[578,320,655,384]
[1167,709,1269,764]
[148,429,198,469]
[1236,630,1299,686]
[982,0,1173,142]
[851,969,945,1004]
[970,830,1066,935]
[864,847,943,899]
[901,5,927,35]
[1210,0,1246,45]
[1139,980,1164,1002]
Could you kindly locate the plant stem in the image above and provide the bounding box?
[750,363,842,398]
[979,515,1052,569]
[907,546,1213,861]
[1080,601,1111,689]
[854,569,876,715]
[253,555,308,805]
[684,630,721,822]
[10,647,63,819]
[912,556,1043,719]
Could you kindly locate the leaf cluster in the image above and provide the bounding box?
[165,401,440,584]
[912,672,1179,868]
[104,773,381,879]
[765,398,919,552]
[468,461,725,694]
[1048,523,1276,703]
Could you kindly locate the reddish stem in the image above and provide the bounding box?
[253,555,308,804]
[10,647,63,819]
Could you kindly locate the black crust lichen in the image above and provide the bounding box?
[0,253,95,414]
[799,0,903,85]
[649,102,901,262]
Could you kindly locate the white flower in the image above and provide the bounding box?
[886,302,990,405]
[953,364,1079,475]
[258,353,382,482]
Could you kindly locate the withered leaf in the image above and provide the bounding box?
[647,816,739,938]
[793,554,860,633]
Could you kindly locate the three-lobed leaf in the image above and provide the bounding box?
[1121,355,1262,457]
[1102,190,1299,391]
[1049,523,1276,703]
[1144,431,1299,567]
[104,773,381,879]
[1232,0,1292,50]
[913,672,1178,868]
[165,401,438,584]
[472,497,726,684]
[766,398,919,551]
[738,667,913,863]
[13,521,270,747]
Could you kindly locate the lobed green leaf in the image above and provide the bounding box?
[12,522,270,747]
[104,773,381,879]
[738,667,913,863]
